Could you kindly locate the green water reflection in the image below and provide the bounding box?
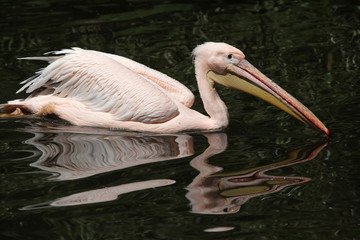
[1,0,359,239]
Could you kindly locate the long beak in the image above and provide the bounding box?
[207,60,329,136]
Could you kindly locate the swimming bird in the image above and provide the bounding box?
[2,42,329,135]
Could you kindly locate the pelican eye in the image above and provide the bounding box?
[227,54,233,59]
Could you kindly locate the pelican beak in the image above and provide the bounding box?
[207,60,329,136]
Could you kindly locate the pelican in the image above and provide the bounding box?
[2,42,329,135]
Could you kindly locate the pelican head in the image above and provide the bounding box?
[193,42,329,136]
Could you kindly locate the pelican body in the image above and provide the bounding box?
[2,42,329,135]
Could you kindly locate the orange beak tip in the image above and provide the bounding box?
[325,129,330,140]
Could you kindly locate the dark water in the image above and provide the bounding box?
[1,1,359,239]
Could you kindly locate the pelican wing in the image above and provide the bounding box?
[18,48,180,124]
[98,51,195,108]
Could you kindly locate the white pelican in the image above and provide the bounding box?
[2,42,329,135]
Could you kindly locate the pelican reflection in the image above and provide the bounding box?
[186,134,327,214]
[50,179,175,207]
[22,126,326,211]
[26,127,193,180]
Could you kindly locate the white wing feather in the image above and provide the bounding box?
[98,52,195,107]
[18,48,180,124]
